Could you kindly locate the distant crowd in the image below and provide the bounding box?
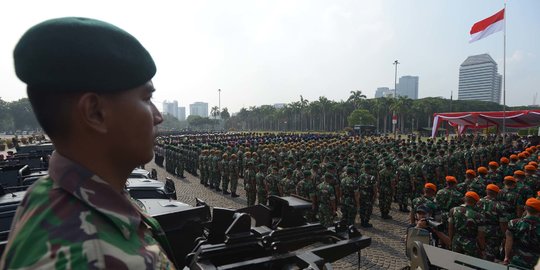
[155,132,540,268]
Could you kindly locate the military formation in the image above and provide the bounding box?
[155,132,540,268]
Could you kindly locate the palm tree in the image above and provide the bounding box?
[347,90,367,109]
[210,106,220,119]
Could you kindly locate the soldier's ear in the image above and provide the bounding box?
[76,93,108,134]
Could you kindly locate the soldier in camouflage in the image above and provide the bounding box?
[378,161,395,219]
[317,173,337,227]
[340,167,359,226]
[410,183,439,225]
[1,17,175,268]
[358,164,377,228]
[476,184,507,262]
[296,170,317,222]
[256,164,268,205]
[435,176,463,233]
[244,162,257,206]
[279,168,296,196]
[503,198,540,268]
[229,154,240,197]
[219,153,228,193]
[265,166,281,197]
[396,158,413,212]
[498,176,525,221]
[448,191,486,258]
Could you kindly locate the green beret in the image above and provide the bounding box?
[14,17,155,92]
[324,172,333,179]
[303,170,312,177]
[346,166,356,174]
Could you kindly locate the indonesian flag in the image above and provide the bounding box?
[469,9,505,43]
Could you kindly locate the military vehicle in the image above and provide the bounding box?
[405,227,525,270]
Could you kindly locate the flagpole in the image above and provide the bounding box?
[502,2,507,137]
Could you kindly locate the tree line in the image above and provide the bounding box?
[1,94,537,133]
[225,91,536,133]
[0,98,39,132]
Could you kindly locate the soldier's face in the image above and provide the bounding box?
[105,81,162,167]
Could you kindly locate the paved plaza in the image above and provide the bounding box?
[146,162,411,270]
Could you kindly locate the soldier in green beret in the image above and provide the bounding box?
[1,17,175,268]
[256,164,268,205]
[340,166,360,226]
[317,173,337,227]
[378,161,395,219]
[244,162,257,206]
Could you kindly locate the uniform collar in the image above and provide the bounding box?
[49,151,141,240]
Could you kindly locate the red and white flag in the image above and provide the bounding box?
[469,9,505,43]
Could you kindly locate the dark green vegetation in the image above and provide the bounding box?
[225,91,533,132]
[1,93,536,132]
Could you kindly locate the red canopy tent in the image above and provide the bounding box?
[431,110,540,137]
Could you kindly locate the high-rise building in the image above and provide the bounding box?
[375,87,391,98]
[189,102,208,117]
[177,107,186,121]
[163,100,179,118]
[396,76,419,99]
[458,54,502,103]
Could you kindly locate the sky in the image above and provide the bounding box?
[1,0,539,115]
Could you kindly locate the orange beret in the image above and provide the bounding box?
[531,146,537,151]
[518,153,526,158]
[486,184,500,193]
[500,157,510,164]
[477,167,488,174]
[465,191,480,201]
[529,161,538,167]
[514,170,525,176]
[510,154,518,160]
[526,148,533,154]
[504,175,516,182]
[525,165,536,171]
[466,169,476,176]
[488,161,499,167]
[525,198,540,212]
[445,176,457,183]
[424,183,437,191]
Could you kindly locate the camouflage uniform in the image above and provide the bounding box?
[0,152,174,269]
[280,175,296,196]
[256,166,267,205]
[412,195,439,217]
[199,151,207,185]
[317,181,336,227]
[396,162,413,211]
[229,156,240,196]
[409,159,425,198]
[378,166,394,218]
[265,170,281,197]
[220,155,229,192]
[244,166,256,206]
[435,186,463,231]
[476,196,507,261]
[498,187,524,221]
[448,204,485,258]
[296,173,317,222]
[340,174,359,225]
[507,215,540,269]
[357,170,377,226]
[468,175,487,198]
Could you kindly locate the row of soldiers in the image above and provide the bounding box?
[155,133,539,267]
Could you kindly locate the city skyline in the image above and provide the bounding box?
[1,1,539,114]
